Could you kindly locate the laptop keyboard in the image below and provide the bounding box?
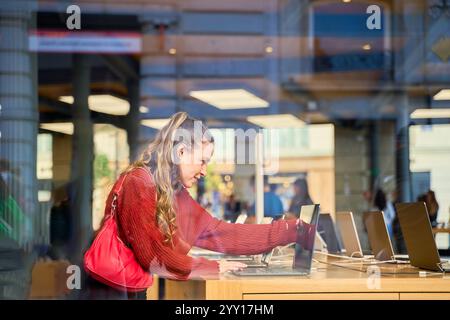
[241,261,268,268]
[198,254,253,261]
[233,267,309,276]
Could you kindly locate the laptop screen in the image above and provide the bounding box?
[294,204,320,270]
[395,202,442,271]
[336,211,363,258]
[363,211,395,261]
[318,213,342,254]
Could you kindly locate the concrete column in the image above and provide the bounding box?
[126,81,140,162]
[69,54,93,264]
[396,94,412,202]
[334,125,370,251]
[378,121,397,194]
[233,130,258,221]
[233,164,254,215]
[0,2,38,249]
[254,132,264,223]
[0,0,38,299]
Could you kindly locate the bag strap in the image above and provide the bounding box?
[110,167,152,218]
[110,173,128,218]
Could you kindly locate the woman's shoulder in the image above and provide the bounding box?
[116,166,158,204]
[123,166,155,187]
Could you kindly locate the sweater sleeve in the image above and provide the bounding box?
[116,170,219,280]
[184,192,298,255]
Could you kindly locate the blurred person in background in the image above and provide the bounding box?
[0,167,35,299]
[48,183,72,260]
[385,190,398,241]
[389,190,407,254]
[424,190,439,227]
[286,178,313,219]
[373,188,387,212]
[223,194,241,222]
[0,164,27,245]
[248,176,284,220]
[0,159,25,210]
[363,188,395,240]
[416,192,439,228]
[374,188,395,238]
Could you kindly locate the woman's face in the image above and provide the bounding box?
[177,142,214,188]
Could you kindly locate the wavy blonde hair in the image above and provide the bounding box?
[125,112,214,246]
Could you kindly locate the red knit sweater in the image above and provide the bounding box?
[105,167,298,280]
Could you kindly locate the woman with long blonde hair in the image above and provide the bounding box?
[84,112,309,299]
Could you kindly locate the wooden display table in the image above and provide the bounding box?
[433,227,450,234]
[163,252,450,300]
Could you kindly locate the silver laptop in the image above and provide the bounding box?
[189,248,254,261]
[197,216,275,264]
[230,217,275,267]
[396,202,450,272]
[232,204,320,276]
[335,211,364,258]
[363,211,409,263]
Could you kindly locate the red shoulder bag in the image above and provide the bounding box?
[83,172,153,292]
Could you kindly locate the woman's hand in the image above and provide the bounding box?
[296,218,316,250]
[219,260,247,273]
[283,212,298,220]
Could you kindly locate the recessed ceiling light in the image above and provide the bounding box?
[59,94,130,116]
[246,114,305,128]
[265,46,273,53]
[141,118,171,129]
[362,44,371,50]
[169,48,176,55]
[38,190,52,202]
[190,89,269,110]
[433,89,450,100]
[342,0,352,3]
[40,122,74,135]
[410,108,450,119]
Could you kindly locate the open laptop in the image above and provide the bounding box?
[335,211,364,258]
[300,208,326,252]
[206,217,278,267]
[363,211,409,263]
[315,232,328,252]
[189,247,254,261]
[243,216,327,266]
[395,202,450,272]
[232,204,320,276]
[222,217,275,267]
[189,213,251,261]
[318,213,342,254]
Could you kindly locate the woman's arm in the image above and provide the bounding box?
[196,218,298,255]
[180,191,298,255]
[117,170,219,280]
